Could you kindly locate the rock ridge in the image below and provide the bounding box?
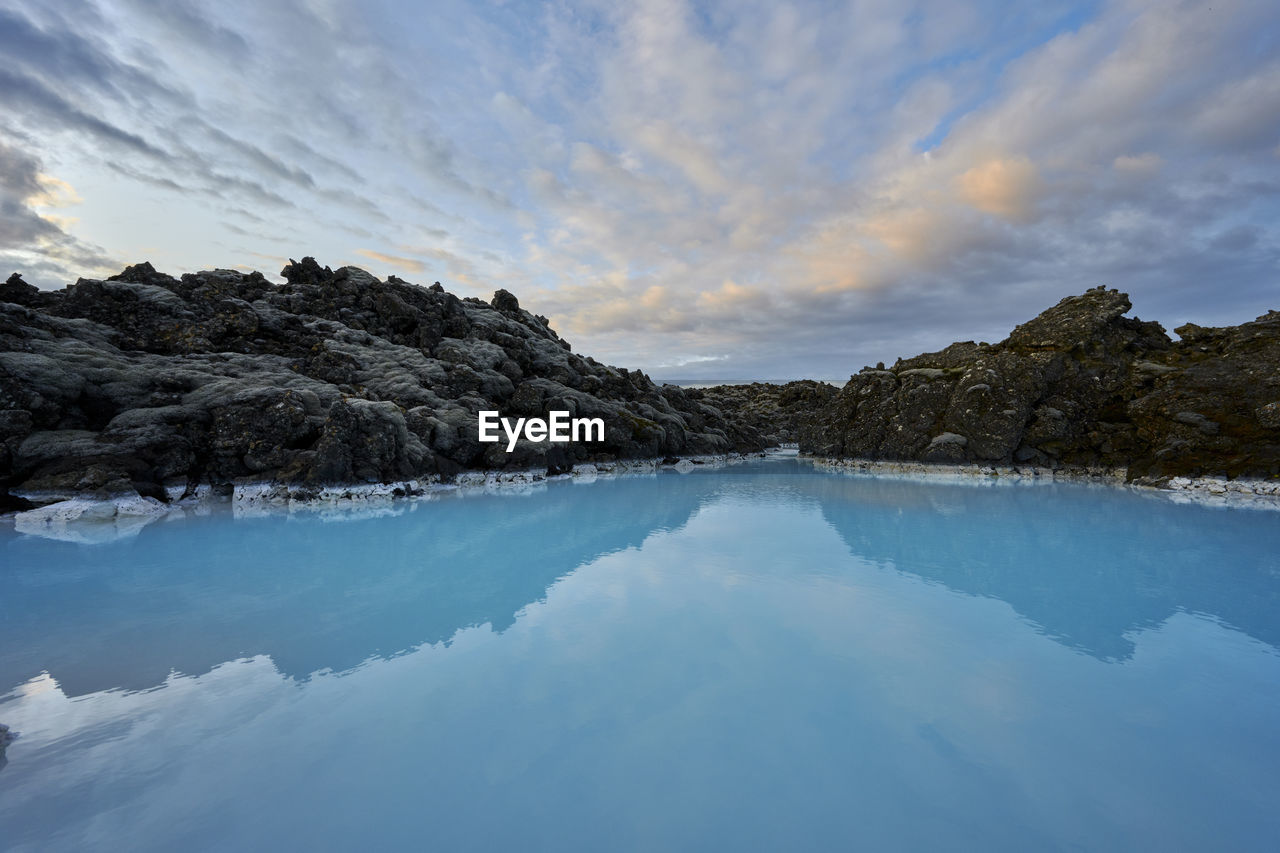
[1,260,765,510]
[684,380,838,446]
[799,286,1280,481]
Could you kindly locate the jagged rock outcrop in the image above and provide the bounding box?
[0,259,765,506]
[689,380,837,445]
[800,287,1280,480]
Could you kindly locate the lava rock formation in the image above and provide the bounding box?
[0,260,764,505]
[800,287,1280,481]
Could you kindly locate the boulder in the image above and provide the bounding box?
[0,273,40,306]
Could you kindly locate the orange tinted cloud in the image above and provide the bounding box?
[355,249,426,274]
[956,156,1040,221]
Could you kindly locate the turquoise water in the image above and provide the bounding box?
[1,458,1279,851]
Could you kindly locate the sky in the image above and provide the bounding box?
[1,0,1277,379]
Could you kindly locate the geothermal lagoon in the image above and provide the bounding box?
[2,456,1279,851]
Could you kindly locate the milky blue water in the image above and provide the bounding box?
[2,458,1279,851]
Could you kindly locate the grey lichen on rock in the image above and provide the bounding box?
[922,432,969,463]
[1256,402,1280,430]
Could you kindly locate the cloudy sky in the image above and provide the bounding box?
[1,0,1277,378]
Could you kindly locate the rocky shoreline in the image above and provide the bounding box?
[1,258,770,515]
[11,450,776,543]
[3,258,1277,525]
[13,441,1277,545]
[803,456,1280,510]
[799,286,1280,482]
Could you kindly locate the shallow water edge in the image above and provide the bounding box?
[7,446,1279,544]
[805,455,1280,510]
[5,450,778,543]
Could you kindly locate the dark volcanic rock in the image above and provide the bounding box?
[690,380,837,445]
[0,722,12,772]
[1,259,766,504]
[1,273,40,307]
[800,287,1280,480]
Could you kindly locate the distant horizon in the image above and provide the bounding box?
[3,0,1276,377]
[654,377,851,386]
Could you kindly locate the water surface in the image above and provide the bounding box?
[2,459,1278,851]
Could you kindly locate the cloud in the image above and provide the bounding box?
[0,137,115,284]
[355,249,426,274]
[0,144,62,244]
[0,68,172,160]
[117,0,251,59]
[1113,152,1162,175]
[1,0,1276,377]
[697,280,766,312]
[631,120,732,197]
[956,157,1041,222]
